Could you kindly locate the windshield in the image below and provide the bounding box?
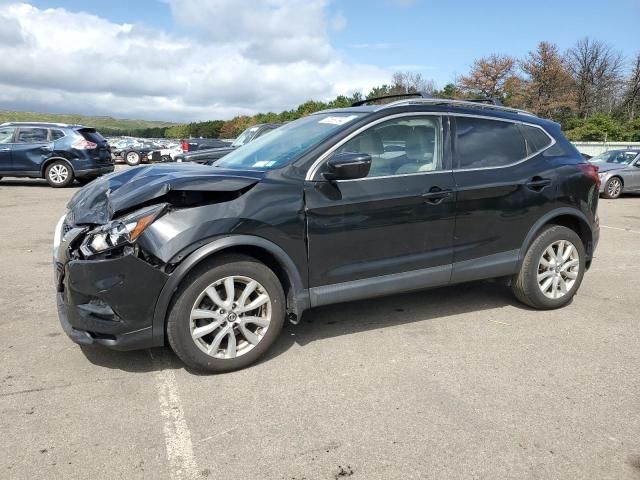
[590,151,638,165]
[216,113,364,171]
[231,126,260,147]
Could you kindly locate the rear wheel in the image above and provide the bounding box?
[167,255,285,373]
[161,155,171,162]
[512,225,586,310]
[45,161,74,188]
[602,176,622,199]
[125,151,141,166]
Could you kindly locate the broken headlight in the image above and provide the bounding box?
[80,204,167,257]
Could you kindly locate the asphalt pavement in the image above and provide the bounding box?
[0,177,639,480]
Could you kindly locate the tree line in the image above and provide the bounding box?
[151,37,640,142]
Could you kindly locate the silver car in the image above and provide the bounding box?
[589,150,640,199]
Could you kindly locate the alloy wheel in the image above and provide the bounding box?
[49,164,69,184]
[189,276,272,359]
[607,178,622,198]
[536,240,580,299]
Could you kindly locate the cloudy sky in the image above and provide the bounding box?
[0,0,638,122]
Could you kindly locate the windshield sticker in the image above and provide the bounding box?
[318,115,359,126]
[252,160,277,168]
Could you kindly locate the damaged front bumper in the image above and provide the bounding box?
[53,216,169,350]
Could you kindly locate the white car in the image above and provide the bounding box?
[147,143,182,162]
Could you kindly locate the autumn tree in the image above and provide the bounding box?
[457,54,520,101]
[520,41,575,120]
[566,37,623,117]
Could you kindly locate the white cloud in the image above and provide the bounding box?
[0,2,391,121]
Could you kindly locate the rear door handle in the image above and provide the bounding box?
[421,188,453,205]
[525,177,551,191]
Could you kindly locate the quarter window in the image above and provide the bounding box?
[0,127,14,144]
[518,124,552,154]
[455,117,539,169]
[15,128,49,144]
[50,129,65,141]
[336,116,442,177]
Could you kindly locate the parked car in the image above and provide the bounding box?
[180,138,229,155]
[177,124,282,164]
[588,150,640,199]
[53,96,600,373]
[0,122,113,187]
[147,143,182,163]
[112,141,163,166]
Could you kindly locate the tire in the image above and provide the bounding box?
[161,155,171,162]
[45,161,74,188]
[125,151,141,166]
[512,225,586,310]
[602,176,623,199]
[167,255,286,373]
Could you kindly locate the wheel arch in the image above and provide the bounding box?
[40,156,73,178]
[151,235,310,345]
[519,208,594,268]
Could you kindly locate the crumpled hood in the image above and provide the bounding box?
[591,162,627,173]
[67,164,263,224]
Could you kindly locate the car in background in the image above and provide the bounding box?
[0,122,113,187]
[179,123,282,164]
[589,149,640,199]
[181,138,229,154]
[147,143,182,163]
[113,141,163,166]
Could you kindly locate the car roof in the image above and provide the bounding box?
[313,101,557,129]
[0,121,88,129]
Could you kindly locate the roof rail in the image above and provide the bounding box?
[352,91,428,107]
[0,121,71,127]
[378,97,533,116]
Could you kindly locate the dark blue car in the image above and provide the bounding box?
[0,122,114,187]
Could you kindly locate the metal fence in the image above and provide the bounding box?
[572,142,640,157]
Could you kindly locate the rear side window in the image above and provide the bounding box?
[455,117,531,169]
[518,124,552,154]
[50,129,65,141]
[15,128,48,143]
[77,128,105,143]
[0,127,14,144]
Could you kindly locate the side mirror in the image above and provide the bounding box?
[323,152,372,181]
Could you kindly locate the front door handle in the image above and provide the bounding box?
[421,188,453,205]
[525,177,551,192]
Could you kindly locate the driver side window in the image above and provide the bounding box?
[336,116,442,177]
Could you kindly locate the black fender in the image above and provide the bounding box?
[40,156,73,178]
[518,207,594,266]
[151,235,310,345]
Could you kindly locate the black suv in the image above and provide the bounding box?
[53,97,600,372]
[0,122,113,187]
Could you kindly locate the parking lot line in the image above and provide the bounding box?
[149,350,199,480]
[601,225,640,235]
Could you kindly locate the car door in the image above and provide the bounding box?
[450,115,557,283]
[304,113,456,305]
[624,153,640,190]
[0,126,15,173]
[12,127,52,173]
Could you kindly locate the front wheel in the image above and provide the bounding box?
[167,255,286,373]
[125,151,141,166]
[602,176,622,199]
[512,225,586,310]
[45,161,74,188]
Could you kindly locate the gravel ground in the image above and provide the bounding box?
[0,176,639,480]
